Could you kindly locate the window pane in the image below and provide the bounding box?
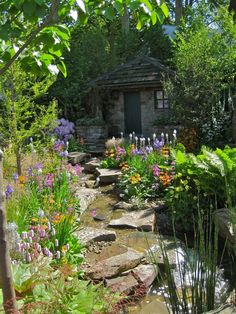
[157,100,164,108]
[164,99,169,109]
[156,91,163,99]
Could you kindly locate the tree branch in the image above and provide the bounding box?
[0,0,61,76]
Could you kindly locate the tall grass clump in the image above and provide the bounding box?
[152,207,229,314]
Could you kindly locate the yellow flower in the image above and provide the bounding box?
[129,173,141,185]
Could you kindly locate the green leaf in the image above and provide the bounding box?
[104,7,115,20]
[160,2,169,18]
[176,150,186,164]
[141,0,153,11]
[156,7,165,24]
[13,0,24,9]
[151,11,157,25]
[23,0,37,16]
[52,25,70,41]
[58,61,67,77]
[35,0,44,5]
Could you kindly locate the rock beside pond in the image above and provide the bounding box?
[215,208,235,246]
[145,237,178,268]
[76,227,116,246]
[131,264,157,288]
[68,152,91,165]
[204,305,236,313]
[84,158,101,173]
[106,272,139,294]
[86,247,144,280]
[139,300,169,314]
[96,168,122,184]
[114,201,135,211]
[76,187,100,214]
[108,208,154,231]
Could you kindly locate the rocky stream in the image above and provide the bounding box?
[71,154,236,314]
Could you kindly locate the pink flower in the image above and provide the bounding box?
[45,173,54,188]
[153,164,160,177]
[91,209,97,218]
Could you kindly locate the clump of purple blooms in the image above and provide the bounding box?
[53,118,75,142]
[5,184,13,199]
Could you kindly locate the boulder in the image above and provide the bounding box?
[145,237,178,268]
[114,201,134,211]
[215,208,235,246]
[86,247,143,280]
[106,273,139,294]
[84,158,101,173]
[204,305,236,314]
[131,264,157,288]
[76,227,116,246]
[76,187,100,214]
[68,152,91,165]
[108,209,154,231]
[96,168,122,184]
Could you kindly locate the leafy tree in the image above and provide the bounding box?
[165,5,236,146]
[0,64,58,175]
[0,0,169,77]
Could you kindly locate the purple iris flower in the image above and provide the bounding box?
[153,139,164,150]
[5,185,13,199]
[13,173,18,182]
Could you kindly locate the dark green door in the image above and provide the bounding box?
[124,92,142,134]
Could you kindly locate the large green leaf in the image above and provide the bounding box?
[58,60,67,77]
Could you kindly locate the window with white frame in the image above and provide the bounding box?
[154,90,169,109]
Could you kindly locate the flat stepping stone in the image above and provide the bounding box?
[96,168,122,184]
[86,247,143,280]
[84,158,101,173]
[68,152,91,165]
[108,209,154,231]
[76,227,116,246]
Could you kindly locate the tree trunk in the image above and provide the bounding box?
[0,150,18,313]
[121,4,129,33]
[175,0,183,25]
[16,146,22,176]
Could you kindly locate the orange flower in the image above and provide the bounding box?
[119,162,129,171]
[159,172,171,186]
[18,175,26,184]
[161,147,170,157]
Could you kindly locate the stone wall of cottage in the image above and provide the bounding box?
[105,91,125,137]
[106,88,178,138]
[140,89,156,136]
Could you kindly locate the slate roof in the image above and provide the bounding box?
[91,55,173,88]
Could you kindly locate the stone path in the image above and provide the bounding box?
[75,158,180,308]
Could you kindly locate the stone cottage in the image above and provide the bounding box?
[91,55,174,137]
